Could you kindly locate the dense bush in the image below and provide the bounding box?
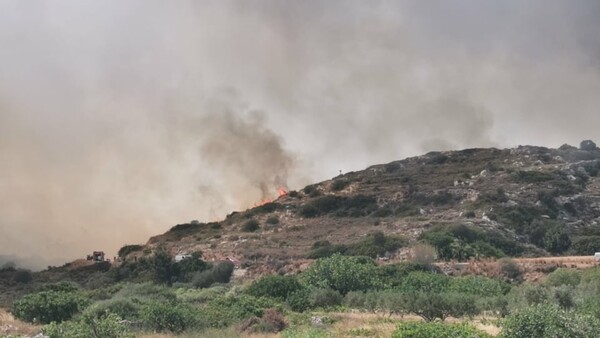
[302,254,380,295]
[85,299,141,322]
[246,275,304,300]
[266,216,280,225]
[448,275,509,297]
[286,288,311,312]
[515,170,557,183]
[242,219,260,232]
[298,195,378,218]
[13,290,87,324]
[43,312,133,338]
[402,292,479,321]
[501,304,600,338]
[176,252,210,282]
[346,231,407,258]
[140,301,201,333]
[204,294,271,328]
[421,223,521,260]
[392,321,491,338]
[149,249,178,285]
[307,288,343,308]
[330,179,350,191]
[398,271,449,294]
[571,236,600,255]
[545,268,581,287]
[192,261,234,288]
[308,232,406,259]
[376,262,433,288]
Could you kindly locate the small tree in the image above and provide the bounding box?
[242,220,260,232]
[303,254,380,295]
[246,275,303,300]
[149,249,177,285]
[13,290,85,324]
[501,304,600,338]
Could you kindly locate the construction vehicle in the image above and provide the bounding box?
[86,251,105,262]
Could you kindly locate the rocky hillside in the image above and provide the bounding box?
[125,143,600,275]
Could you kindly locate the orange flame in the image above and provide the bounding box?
[253,187,288,207]
[278,187,288,197]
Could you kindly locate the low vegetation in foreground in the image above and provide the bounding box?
[3,250,600,338]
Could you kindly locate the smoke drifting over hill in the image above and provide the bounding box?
[1,1,599,268]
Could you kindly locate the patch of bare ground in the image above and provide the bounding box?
[0,309,41,337]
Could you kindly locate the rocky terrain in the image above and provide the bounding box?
[119,143,600,276]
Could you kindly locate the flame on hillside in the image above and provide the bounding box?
[254,186,288,207]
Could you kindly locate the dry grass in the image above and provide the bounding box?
[0,308,41,337]
[325,312,501,337]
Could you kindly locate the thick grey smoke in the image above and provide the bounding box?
[1,1,599,268]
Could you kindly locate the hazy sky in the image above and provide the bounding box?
[1,1,599,268]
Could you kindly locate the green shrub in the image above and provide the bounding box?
[501,304,600,338]
[331,179,350,191]
[176,252,210,282]
[192,261,234,288]
[345,231,407,258]
[571,236,600,255]
[242,219,260,232]
[302,185,320,197]
[402,292,479,321]
[192,270,215,288]
[140,301,201,333]
[398,272,449,293]
[13,290,87,324]
[376,262,432,288]
[542,223,571,254]
[421,224,521,260]
[43,312,133,338]
[204,294,272,328]
[545,268,581,287]
[302,254,380,295]
[449,275,509,297]
[308,288,343,309]
[212,261,234,283]
[39,281,80,293]
[392,321,491,338]
[149,249,178,285]
[85,299,141,321]
[299,195,378,218]
[246,275,304,300]
[114,283,176,303]
[266,216,280,225]
[250,202,283,215]
[286,288,310,312]
[307,240,347,259]
[553,285,575,309]
[515,170,557,183]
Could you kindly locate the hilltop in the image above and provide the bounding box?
[121,142,600,276]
